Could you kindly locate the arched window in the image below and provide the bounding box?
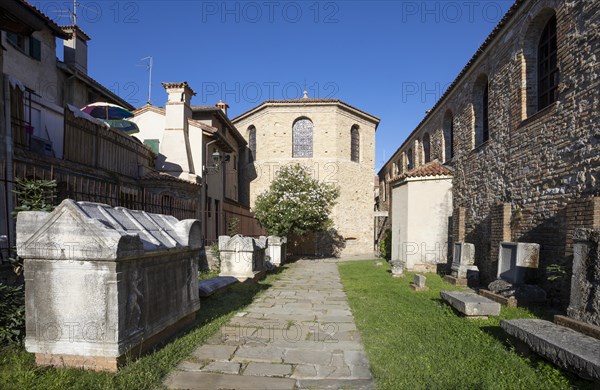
[473,74,489,147]
[247,125,256,161]
[443,110,454,162]
[407,148,414,171]
[538,15,558,110]
[422,133,431,163]
[350,125,360,163]
[292,117,313,158]
[523,9,559,118]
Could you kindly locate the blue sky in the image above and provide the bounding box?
[34,0,513,171]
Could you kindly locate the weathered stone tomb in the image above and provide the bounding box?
[265,235,287,267]
[219,235,266,281]
[16,199,202,371]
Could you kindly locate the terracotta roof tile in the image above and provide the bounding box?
[390,160,453,183]
[232,98,380,124]
[141,171,199,186]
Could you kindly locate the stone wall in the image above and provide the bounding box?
[378,0,600,301]
[234,102,379,256]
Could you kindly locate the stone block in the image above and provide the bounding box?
[219,235,266,281]
[198,276,239,297]
[501,319,600,380]
[568,229,600,327]
[554,315,600,340]
[440,291,501,317]
[266,236,287,267]
[497,242,540,284]
[389,260,404,277]
[451,242,478,279]
[410,274,428,291]
[478,289,517,308]
[16,200,202,371]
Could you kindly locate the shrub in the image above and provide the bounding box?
[380,228,392,260]
[253,164,339,237]
[0,283,25,345]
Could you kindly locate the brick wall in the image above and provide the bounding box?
[378,0,600,301]
[488,203,512,283]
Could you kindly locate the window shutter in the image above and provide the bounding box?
[30,37,42,61]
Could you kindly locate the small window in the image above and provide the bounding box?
[407,148,414,171]
[248,125,256,161]
[350,126,360,163]
[443,111,454,161]
[233,155,237,170]
[292,118,313,158]
[473,74,490,147]
[6,32,25,52]
[538,15,558,110]
[29,37,41,61]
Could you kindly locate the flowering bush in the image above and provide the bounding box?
[253,164,339,237]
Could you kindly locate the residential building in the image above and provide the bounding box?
[0,0,200,260]
[132,83,261,245]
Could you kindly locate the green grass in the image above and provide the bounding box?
[338,260,594,390]
[0,266,288,390]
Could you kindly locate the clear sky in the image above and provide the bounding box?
[34,0,513,171]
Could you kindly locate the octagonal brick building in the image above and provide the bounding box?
[232,96,380,257]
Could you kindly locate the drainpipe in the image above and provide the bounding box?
[203,139,217,244]
[4,75,14,250]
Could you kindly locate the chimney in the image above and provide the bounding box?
[163,82,196,130]
[216,100,229,116]
[160,82,197,178]
[61,26,90,74]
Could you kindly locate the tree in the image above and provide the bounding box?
[253,164,339,237]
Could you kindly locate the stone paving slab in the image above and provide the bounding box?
[165,259,374,389]
[164,371,296,389]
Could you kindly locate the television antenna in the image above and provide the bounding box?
[139,56,153,104]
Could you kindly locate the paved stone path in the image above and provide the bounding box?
[165,259,374,389]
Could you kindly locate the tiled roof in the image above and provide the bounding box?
[188,118,218,133]
[133,103,165,116]
[232,97,380,125]
[191,106,247,146]
[379,0,527,176]
[6,0,70,38]
[141,171,200,186]
[390,160,453,183]
[191,105,219,112]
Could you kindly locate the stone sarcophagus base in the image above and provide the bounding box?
[266,236,287,267]
[219,235,266,281]
[17,200,202,371]
[446,242,479,287]
[497,242,540,285]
